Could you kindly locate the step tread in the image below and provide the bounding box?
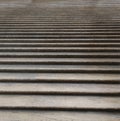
[0,111,119,121]
[0,83,119,94]
[0,47,119,52]
[0,95,119,109]
[0,43,120,47]
[0,65,119,69]
[0,58,120,63]
[0,73,119,82]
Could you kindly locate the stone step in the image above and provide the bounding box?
[0,31,120,34]
[0,58,120,65]
[0,43,120,47]
[0,28,120,31]
[0,95,119,110]
[1,26,120,29]
[0,35,119,38]
[0,65,119,73]
[0,111,119,121]
[0,21,120,24]
[0,39,119,43]
[0,83,119,95]
[0,24,120,27]
[0,52,119,58]
[0,73,119,83]
[0,47,119,52]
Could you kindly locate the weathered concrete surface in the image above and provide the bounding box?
[0,0,120,121]
[0,0,120,22]
[0,111,119,121]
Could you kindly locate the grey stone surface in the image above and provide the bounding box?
[0,0,119,120]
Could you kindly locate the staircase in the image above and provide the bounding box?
[0,0,120,121]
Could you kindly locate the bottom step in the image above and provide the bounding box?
[0,110,119,121]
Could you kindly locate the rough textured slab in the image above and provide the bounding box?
[0,73,119,83]
[0,35,120,38]
[0,95,119,110]
[0,83,119,94]
[0,38,120,43]
[0,43,120,47]
[1,26,120,29]
[0,111,119,121]
[0,65,119,73]
[0,52,119,59]
[0,58,120,65]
